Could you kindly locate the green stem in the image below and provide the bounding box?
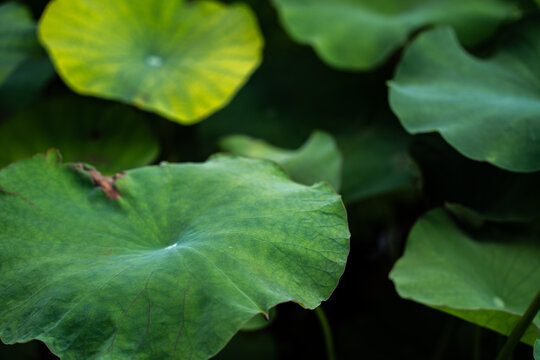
[496,288,540,360]
[315,306,336,360]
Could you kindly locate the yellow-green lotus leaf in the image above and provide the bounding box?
[38,0,263,124]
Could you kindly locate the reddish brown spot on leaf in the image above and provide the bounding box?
[75,163,126,200]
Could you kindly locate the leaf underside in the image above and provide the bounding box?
[0,2,41,84]
[0,96,159,174]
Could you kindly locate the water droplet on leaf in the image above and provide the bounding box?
[146,55,163,68]
[493,296,505,308]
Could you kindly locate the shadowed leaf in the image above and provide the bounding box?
[0,2,43,84]
[0,97,159,174]
[339,125,420,204]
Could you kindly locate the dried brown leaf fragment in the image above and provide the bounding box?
[74,163,125,199]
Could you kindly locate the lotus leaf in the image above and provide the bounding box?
[0,97,159,174]
[271,0,517,70]
[339,125,419,204]
[0,151,349,359]
[390,24,540,172]
[220,131,342,190]
[390,208,540,345]
[0,2,41,84]
[39,0,263,124]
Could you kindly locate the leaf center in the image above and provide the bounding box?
[165,243,180,250]
[145,54,163,68]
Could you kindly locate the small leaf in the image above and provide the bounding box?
[38,0,263,124]
[535,339,540,360]
[0,97,159,174]
[389,209,540,345]
[271,0,518,70]
[389,24,540,172]
[0,151,349,360]
[220,131,342,191]
[0,2,42,84]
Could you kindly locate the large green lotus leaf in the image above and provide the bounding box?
[38,0,263,125]
[0,2,42,84]
[0,151,349,359]
[271,0,517,70]
[535,339,540,360]
[338,125,420,204]
[0,97,159,174]
[390,24,540,172]
[389,209,540,345]
[219,131,342,191]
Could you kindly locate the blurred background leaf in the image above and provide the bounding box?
[0,1,54,116]
[338,123,420,204]
[220,131,342,190]
[271,0,519,70]
[389,23,540,172]
[0,2,40,83]
[0,96,159,174]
